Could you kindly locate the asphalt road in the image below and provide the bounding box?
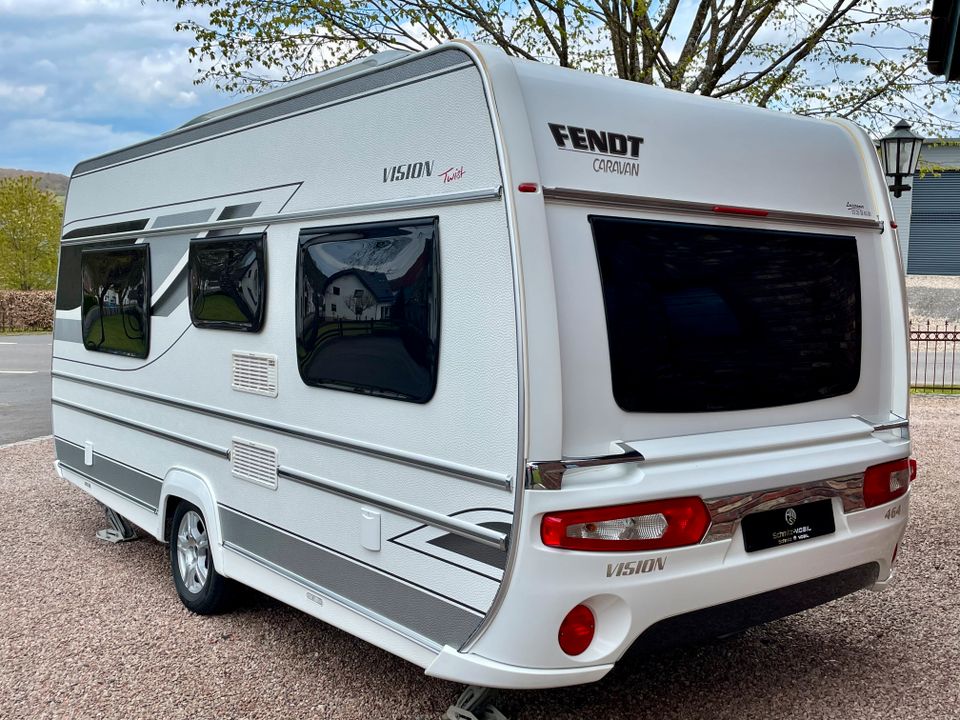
[0,398,958,719]
[0,333,51,444]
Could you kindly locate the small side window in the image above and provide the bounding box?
[81,245,151,358]
[189,233,266,332]
[296,217,440,403]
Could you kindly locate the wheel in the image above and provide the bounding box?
[170,502,233,614]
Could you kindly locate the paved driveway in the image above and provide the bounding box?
[0,333,51,444]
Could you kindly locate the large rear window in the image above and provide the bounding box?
[591,216,861,412]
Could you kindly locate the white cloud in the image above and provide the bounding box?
[0,82,47,105]
[0,0,227,172]
[6,118,150,152]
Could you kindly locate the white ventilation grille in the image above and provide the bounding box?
[231,351,278,397]
[231,439,278,490]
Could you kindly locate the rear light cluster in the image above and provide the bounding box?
[541,497,711,552]
[863,458,913,508]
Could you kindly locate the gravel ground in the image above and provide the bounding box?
[906,275,960,324]
[2,398,959,720]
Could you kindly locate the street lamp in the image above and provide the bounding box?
[879,119,924,198]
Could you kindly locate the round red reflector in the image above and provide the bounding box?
[558,604,595,656]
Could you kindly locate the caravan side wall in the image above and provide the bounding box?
[52,47,523,662]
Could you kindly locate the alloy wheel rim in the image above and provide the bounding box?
[176,510,210,594]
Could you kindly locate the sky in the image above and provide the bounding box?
[0,1,954,176]
[0,0,228,175]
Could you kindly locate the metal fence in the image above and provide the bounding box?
[911,320,960,394]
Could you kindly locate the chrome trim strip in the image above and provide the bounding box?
[526,443,644,490]
[60,187,503,246]
[278,467,509,551]
[701,473,865,544]
[542,187,885,232]
[222,541,441,653]
[51,397,230,457]
[851,413,910,433]
[51,371,512,490]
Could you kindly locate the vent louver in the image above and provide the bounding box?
[231,351,278,397]
[231,439,278,490]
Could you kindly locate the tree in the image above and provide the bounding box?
[166,0,957,136]
[0,177,62,291]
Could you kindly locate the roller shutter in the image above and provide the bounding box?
[907,171,960,275]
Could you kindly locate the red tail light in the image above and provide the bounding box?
[541,497,711,552]
[558,604,595,655]
[863,458,911,508]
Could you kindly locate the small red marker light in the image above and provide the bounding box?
[909,458,917,482]
[558,604,595,656]
[713,205,769,217]
[890,221,898,229]
[518,183,539,193]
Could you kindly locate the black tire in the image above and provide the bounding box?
[169,502,233,615]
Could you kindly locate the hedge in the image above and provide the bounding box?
[0,290,55,331]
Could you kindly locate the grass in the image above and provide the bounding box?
[0,327,51,335]
[194,294,250,323]
[84,313,146,356]
[911,386,960,395]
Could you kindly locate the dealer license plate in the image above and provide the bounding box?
[741,499,835,553]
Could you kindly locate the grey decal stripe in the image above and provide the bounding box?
[55,437,162,510]
[51,393,508,549]
[53,318,82,343]
[427,522,512,570]
[59,187,503,247]
[219,506,483,647]
[74,50,473,176]
[51,370,512,490]
[62,218,148,240]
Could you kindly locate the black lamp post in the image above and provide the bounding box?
[879,119,925,198]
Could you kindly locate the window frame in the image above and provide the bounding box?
[80,244,152,359]
[295,216,441,404]
[188,232,267,333]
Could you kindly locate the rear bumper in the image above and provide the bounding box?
[629,561,879,652]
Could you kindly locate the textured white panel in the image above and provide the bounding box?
[231,439,278,490]
[231,351,278,397]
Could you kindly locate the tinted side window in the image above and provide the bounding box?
[189,234,266,331]
[296,218,440,403]
[81,245,151,358]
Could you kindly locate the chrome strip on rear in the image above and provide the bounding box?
[526,443,644,490]
[701,474,865,544]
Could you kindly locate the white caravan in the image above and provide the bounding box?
[52,41,913,692]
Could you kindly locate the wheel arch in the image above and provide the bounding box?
[159,467,227,574]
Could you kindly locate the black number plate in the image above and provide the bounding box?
[741,499,835,553]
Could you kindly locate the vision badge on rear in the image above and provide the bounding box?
[606,557,666,577]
